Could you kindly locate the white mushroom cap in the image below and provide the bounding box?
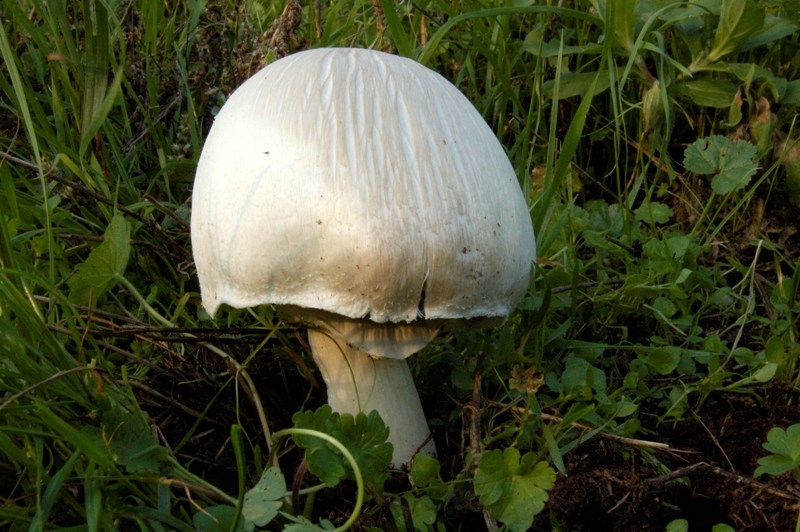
[191,48,536,333]
[192,48,536,466]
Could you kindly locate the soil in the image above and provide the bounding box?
[546,390,800,531]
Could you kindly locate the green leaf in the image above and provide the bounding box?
[754,454,799,477]
[740,14,797,50]
[68,214,131,305]
[410,454,441,488]
[762,424,800,458]
[751,362,778,383]
[562,357,607,397]
[606,0,638,52]
[521,37,603,58]
[634,201,673,224]
[390,494,438,531]
[651,296,677,319]
[639,346,681,375]
[783,80,800,106]
[84,475,102,531]
[665,235,692,259]
[702,62,786,101]
[242,466,285,528]
[282,516,335,531]
[410,494,437,529]
[764,336,786,365]
[474,448,556,532]
[614,398,638,418]
[683,135,758,194]
[541,71,612,100]
[709,0,765,62]
[409,453,449,500]
[679,79,739,108]
[779,138,800,206]
[192,505,248,532]
[754,423,800,476]
[666,519,689,532]
[83,401,170,475]
[292,406,392,491]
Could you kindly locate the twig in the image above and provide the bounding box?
[48,172,162,235]
[46,323,174,376]
[410,1,446,26]
[0,150,39,170]
[128,379,227,426]
[399,498,417,532]
[291,458,308,515]
[470,351,484,460]
[496,401,672,451]
[0,366,105,412]
[643,462,800,502]
[34,295,146,325]
[143,193,190,231]
[123,92,182,152]
[605,235,642,257]
[471,351,500,532]
[161,477,235,504]
[72,324,274,337]
[62,323,275,344]
[606,490,632,514]
[695,414,736,472]
[313,0,322,38]
[58,232,186,263]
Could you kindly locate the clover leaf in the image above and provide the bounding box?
[242,466,286,528]
[754,423,800,477]
[474,448,556,532]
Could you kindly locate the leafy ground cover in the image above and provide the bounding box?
[1,0,799,530]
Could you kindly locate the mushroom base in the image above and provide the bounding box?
[308,328,436,467]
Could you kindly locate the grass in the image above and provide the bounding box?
[1,0,799,530]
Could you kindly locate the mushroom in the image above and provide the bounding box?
[190,48,536,466]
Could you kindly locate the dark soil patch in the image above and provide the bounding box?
[547,391,800,531]
[133,331,314,495]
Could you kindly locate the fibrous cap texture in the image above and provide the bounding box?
[191,48,536,328]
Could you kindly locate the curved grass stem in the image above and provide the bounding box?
[271,427,364,532]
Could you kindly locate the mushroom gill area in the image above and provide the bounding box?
[280,305,441,360]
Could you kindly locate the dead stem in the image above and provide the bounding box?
[495,401,672,451]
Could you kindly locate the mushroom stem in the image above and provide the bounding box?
[307,328,437,467]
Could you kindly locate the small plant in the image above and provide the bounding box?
[755,423,800,479]
[683,135,760,196]
[291,406,393,493]
[474,448,556,531]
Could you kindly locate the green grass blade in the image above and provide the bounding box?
[35,402,114,469]
[28,450,80,530]
[379,0,413,57]
[0,13,53,286]
[417,6,601,64]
